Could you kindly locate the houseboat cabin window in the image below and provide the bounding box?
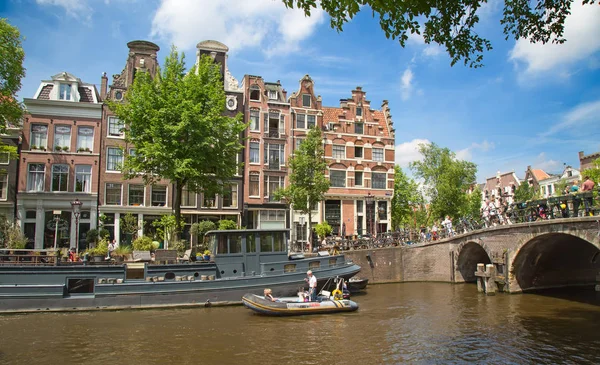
[284,264,296,273]
[229,234,242,254]
[246,234,256,253]
[309,261,320,270]
[260,233,273,252]
[67,279,94,294]
[329,258,337,267]
[217,235,228,255]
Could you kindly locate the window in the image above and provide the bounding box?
[202,192,216,208]
[307,115,316,128]
[373,148,384,162]
[264,143,285,168]
[355,171,363,186]
[249,173,259,197]
[249,142,260,163]
[264,175,284,200]
[222,183,238,208]
[268,90,278,100]
[548,185,553,195]
[250,110,260,131]
[250,86,260,101]
[52,165,69,191]
[77,127,94,151]
[108,117,124,138]
[105,183,122,205]
[567,170,573,177]
[356,107,362,117]
[74,165,92,193]
[355,146,363,158]
[372,172,386,189]
[30,124,48,148]
[295,138,304,151]
[357,200,364,213]
[0,173,7,200]
[129,184,145,206]
[181,186,195,207]
[27,164,45,192]
[106,147,123,171]
[378,201,387,220]
[355,122,364,134]
[302,94,311,107]
[296,114,306,129]
[330,170,346,187]
[59,83,71,100]
[54,125,71,150]
[333,145,345,159]
[151,186,167,206]
[0,152,9,164]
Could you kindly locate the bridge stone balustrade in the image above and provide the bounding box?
[343,217,600,293]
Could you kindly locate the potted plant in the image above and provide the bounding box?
[54,145,62,151]
[132,236,154,251]
[113,246,132,262]
[62,146,69,152]
[203,249,211,261]
[77,147,85,152]
[90,238,108,262]
[85,147,91,153]
[30,145,37,150]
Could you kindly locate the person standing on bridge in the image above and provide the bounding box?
[581,176,595,216]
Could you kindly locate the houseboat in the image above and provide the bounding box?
[0,229,361,313]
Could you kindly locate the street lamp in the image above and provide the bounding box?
[70,198,83,255]
[52,210,61,251]
[365,192,374,236]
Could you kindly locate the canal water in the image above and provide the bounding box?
[0,283,599,365]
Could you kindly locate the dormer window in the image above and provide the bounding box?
[356,107,362,117]
[59,83,71,100]
[302,94,311,107]
[268,90,278,100]
[250,86,260,101]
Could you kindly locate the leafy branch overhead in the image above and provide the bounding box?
[0,18,26,130]
[282,0,598,67]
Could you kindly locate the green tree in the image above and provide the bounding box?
[152,214,185,248]
[190,220,216,245]
[119,213,140,244]
[314,221,333,240]
[391,165,426,230]
[274,127,330,251]
[462,186,483,218]
[582,158,600,187]
[554,178,570,197]
[513,182,535,202]
[217,219,238,230]
[109,48,246,239]
[410,142,477,220]
[282,0,596,67]
[0,18,26,130]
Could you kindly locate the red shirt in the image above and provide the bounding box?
[582,180,595,191]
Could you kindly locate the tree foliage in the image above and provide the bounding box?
[463,186,483,218]
[109,47,246,238]
[152,215,185,247]
[190,220,216,240]
[217,219,238,230]
[513,182,535,202]
[410,142,477,220]
[391,165,427,230]
[314,221,333,240]
[282,0,597,67]
[274,127,330,250]
[0,18,26,130]
[582,158,600,188]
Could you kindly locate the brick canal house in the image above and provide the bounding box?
[99,40,244,246]
[18,72,102,249]
[241,75,291,229]
[0,126,22,222]
[320,87,395,237]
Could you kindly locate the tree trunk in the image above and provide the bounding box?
[307,211,312,253]
[173,180,183,242]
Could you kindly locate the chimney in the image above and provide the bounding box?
[100,72,108,100]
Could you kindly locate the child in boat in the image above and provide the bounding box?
[264,288,277,302]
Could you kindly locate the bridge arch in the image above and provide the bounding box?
[512,233,600,291]
[456,242,492,282]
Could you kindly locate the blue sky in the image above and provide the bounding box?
[2,0,600,182]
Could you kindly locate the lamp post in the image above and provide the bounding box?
[365,192,374,236]
[299,216,305,252]
[52,210,61,251]
[70,198,83,255]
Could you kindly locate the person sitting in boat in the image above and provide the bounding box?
[263,288,277,302]
[305,270,317,301]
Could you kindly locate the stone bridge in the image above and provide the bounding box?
[344,217,600,293]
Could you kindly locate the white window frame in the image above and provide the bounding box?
[107,117,125,138]
[0,152,9,165]
[105,183,122,205]
[51,164,69,192]
[330,170,346,187]
[373,148,384,162]
[249,173,260,198]
[296,114,306,129]
[249,141,260,164]
[181,185,196,208]
[307,115,316,128]
[59,83,71,100]
[372,172,386,189]
[250,110,260,131]
[302,94,311,107]
[76,126,94,152]
[332,145,345,159]
[356,107,362,117]
[355,146,363,158]
[151,185,168,207]
[30,124,48,149]
[249,86,261,102]
[128,184,145,206]
[27,163,46,192]
[53,125,71,151]
[268,90,278,100]
[0,173,8,200]
[201,192,217,209]
[74,165,92,193]
[355,171,363,187]
[106,147,123,172]
[222,183,238,209]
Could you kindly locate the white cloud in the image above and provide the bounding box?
[150,0,325,56]
[423,45,443,57]
[36,0,92,21]
[540,99,600,137]
[395,139,430,168]
[509,2,600,75]
[456,140,495,161]
[400,68,414,101]
[534,152,562,172]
